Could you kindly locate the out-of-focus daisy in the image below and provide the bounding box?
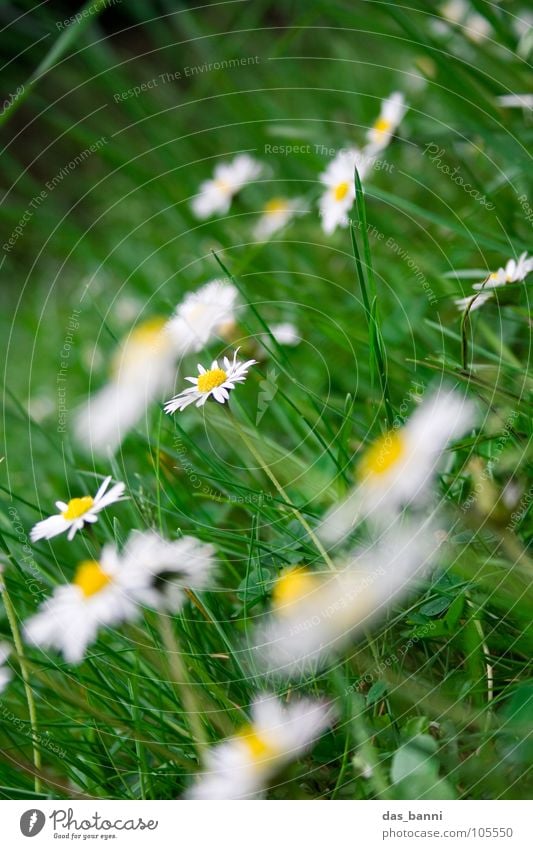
[269,322,300,346]
[164,349,257,413]
[74,315,180,456]
[30,476,126,543]
[191,154,263,219]
[253,197,304,240]
[455,252,533,312]
[165,279,239,352]
[437,0,492,43]
[24,530,215,664]
[254,524,438,678]
[318,148,368,235]
[0,643,11,693]
[320,389,475,544]
[472,252,533,290]
[366,92,407,153]
[188,694,333,799]
[75,282,240,455]
[497,94,533,109]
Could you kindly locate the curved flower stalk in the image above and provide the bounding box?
[24,530,215,664]
[320,388,475,545]
[253,522,439,679]
[191,154,263,219]
[30,476,126,542]
[74,280,239,455]
[188,694,333,799]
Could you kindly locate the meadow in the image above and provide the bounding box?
[0,0,532,801]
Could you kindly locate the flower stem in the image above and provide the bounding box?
[157,614,208,763]
[233,417,337,572]
[1,584,42,793]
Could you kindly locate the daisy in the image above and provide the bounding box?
[191,154,263,219]
[252,197,304,240]
[268,322,300,347]
[254,523,438,678]
[74,315,180,456]
[24,530,215,664]
[165,279,239,353]
[319,389,475,544]
[318,148,368,235]
[365,92,407,153]
[455,252,533,312]
[0,643,11,693]
[30,476,126,543]
[188,694,333,799]
[164,348,257,413]
[472,252,533,290]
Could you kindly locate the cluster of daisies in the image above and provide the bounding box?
[190,91,407,237]
[1,354,476,798]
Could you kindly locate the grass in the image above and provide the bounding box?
[0,0,532,800]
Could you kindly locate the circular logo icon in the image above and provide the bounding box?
[20,809,46,837]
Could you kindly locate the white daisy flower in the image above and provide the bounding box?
[164,349,257,413]
[318,148,368,235]
[320,389,475,544]
[74,316,180,456]
[472,252,533,290]
[0,643,11,693]
[254,523,438,678]
[252,197,304,241]
[365,92,407,153]
[455,252,533,312]
[188,694,333,799]
[165,279,239,353]
[438,0,492,43]
[191,154,263,219]
[269,322,300,346]
[24,530,215,664]
[30,476,126,543]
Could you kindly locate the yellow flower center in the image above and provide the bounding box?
[62,496,94,520]
[333,181,350,201]
[197,367,227,393]
[215,178,231,193]
[264,197,289,215]
[238,725,279,763]
[129,316,168,346]
[373,117,391,136]
[359,430,406,478]
[272,566,318,611]
[73,560,111,598]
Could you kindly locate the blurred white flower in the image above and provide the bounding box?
[188,694,333,799]
[191,154,263,219]
[472,252,533,290]
[320,389,475,544]
[497,94,533,109]
[30,476,126,543]
[455,252,533,312]
[0,643,11,693]
[164,348,256,413]
[253,197,304,240]
[165,279,239,353]
[269,322,300,346]
[75,282,240,455]
[254,523,438,678]
[318,148,368,234]
[438,0,492,43]
[24,530,215,664]
[365,91,407,153]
